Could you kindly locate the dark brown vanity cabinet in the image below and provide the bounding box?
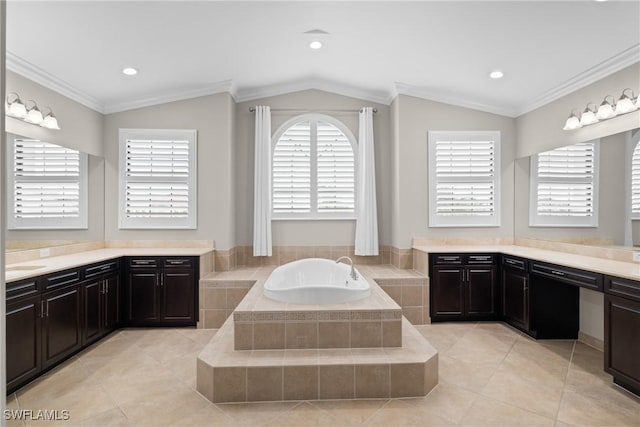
[125,257,198,326]
[501,255,530,332]
[430,254,498,321]
[6,270,83,392]
[82,260,121,345]
[605,275,640,396]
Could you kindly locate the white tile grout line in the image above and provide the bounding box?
[554,340,577,424]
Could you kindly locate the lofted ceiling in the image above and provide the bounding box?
[6,0,640,116]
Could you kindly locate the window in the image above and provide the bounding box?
[631,141,640,219]
[529,141,599,227]
[428,131,501,227]
[7,135,88,229]
[119,129,197,229]
[272,115,356,219]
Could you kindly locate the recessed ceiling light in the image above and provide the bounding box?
[122,67,138,76]
[489,70,504,79]
[309,41,323,50]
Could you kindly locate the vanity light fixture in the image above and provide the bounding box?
[564,88,639,130]
[5,92,27,119]
[596,95,616,120]
[40,107,61,130]
[563,109,583,131]
[616,88,637,115]
[579,103,599,126]
[24,100,44,125]
[4,92,61,130]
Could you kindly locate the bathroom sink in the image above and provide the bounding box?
[6,265,46,271]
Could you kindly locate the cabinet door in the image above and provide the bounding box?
[42,285,82,369]
[466,267,497,317]
[104,274,121,332]
[503,268,529,330]
[82,280,103,345]
[126,271,159,323]
[605,294,640,394]
[431,267,465,318]
[161,270,195,323]
[6,295,42,392]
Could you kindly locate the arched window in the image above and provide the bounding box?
[272,114,356,218]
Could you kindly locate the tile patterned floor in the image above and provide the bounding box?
[7,322,640,426]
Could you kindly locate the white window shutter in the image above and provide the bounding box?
[119,129,197,229]
[428,131,501,227]
[530,141,599,227]
[272,116,356,219]
[8,138,87,229]
[631,142,640,218]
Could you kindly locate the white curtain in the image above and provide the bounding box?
[253,106,272,256]
[355,107,379,256]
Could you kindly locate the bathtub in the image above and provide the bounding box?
[263,258,371,304]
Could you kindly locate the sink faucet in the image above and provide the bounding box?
[335,256,358,280]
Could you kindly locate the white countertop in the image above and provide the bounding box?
[413,244,640,282]
[5,247,214,283]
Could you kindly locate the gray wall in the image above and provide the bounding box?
[5,70,105,242]
[103,93,236,249]
[516,63,640,159]
[6,70,104,157]
[391,94,517,248]
[234,89,392,247]
[514,132,627,245]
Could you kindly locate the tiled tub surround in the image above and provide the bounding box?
[214,245,400,271]
[232,268,402,350]
[199,265,430,329]
[197,268,439,403]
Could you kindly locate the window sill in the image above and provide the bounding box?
[272,217,356,221]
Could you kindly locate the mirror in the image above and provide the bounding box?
[5,132,103,253]
[514,128,639,248]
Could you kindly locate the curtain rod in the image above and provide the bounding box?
[249,107,377,114]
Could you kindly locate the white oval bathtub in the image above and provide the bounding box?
[263,258,371,305]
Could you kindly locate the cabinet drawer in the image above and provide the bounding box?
[43,269,81,291]
[502,255,527,271]
[530,261,603,291]
[466,254,496,265]
[84,259,119,279]
[6,278,40,302]
[605,275,640,302]
[163,258,193,269]
[432,254,463,265]
[128,258,159,268]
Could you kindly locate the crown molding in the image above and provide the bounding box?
[392,82,518,117]
[102,80,235,114]
[234,78,391,105]
[516,44,640,117]
[6,51,105,113]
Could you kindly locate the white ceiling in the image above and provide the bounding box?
[6,1,640,116]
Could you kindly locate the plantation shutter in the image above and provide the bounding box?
[119,129,197,229]
[316,121,355,213]
[125,139,190,218]
[529,141,599,227]
[434,139,496,216]
[272,117,355,217]
[272,121,311,213]
[631,143,640,217]
[535,143,595,217]
[9,139,87,229]
[428,131,501,227]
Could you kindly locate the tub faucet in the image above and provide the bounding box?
[336,256,358,280]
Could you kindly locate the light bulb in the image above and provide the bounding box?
[563,114,582,130]
[616,95,636,114]
[580,109,598,126]
[596,100,616,120]
[309,41,322,49]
